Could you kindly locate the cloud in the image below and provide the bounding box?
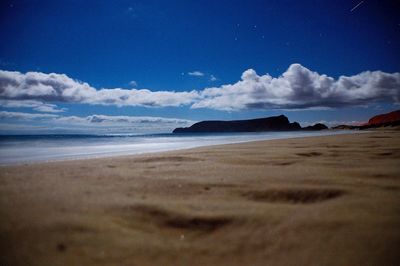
[1,64,399,111]
[188,71,218,81]
[188,71,204,77]
[0,70,198,108]
[0,99,66,113]
[61,114,194,126]
[192,64,400,111]
[129,80,138,87]
[33,104,66,113]
[0,111,195,133]
[0,111,193,125]
[0,111,59,120]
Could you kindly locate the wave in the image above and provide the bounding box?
[0,130,355,165]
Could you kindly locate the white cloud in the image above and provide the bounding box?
[129,80,138,87]
[192,64,400,111]
[56,114,194,126]
[87,88,197,107]
[188,71,204,77]
[210,75,217,81]
[0,70,199,107]
[0,111,195,133]
[33,104,65,113]
[0,99,66,113]
[1,64,399,111]
[0,111,59,120]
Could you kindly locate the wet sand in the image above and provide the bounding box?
[0,130,399,266]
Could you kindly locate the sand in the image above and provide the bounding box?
[0,130,399,266]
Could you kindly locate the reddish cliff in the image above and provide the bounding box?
[368,110,400,126]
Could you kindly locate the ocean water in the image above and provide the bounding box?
[0,131,353,165]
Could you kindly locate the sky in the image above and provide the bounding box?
[0,0,399,134]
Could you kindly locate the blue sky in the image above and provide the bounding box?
[0,0,399,134]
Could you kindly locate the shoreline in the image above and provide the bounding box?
[1,130,399,266]
[0,129,358,166]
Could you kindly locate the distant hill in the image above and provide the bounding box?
[332,110,400,130]
[302,123,328,131]
[173,115,327,133]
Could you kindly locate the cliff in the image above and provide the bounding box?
[173,115,303,133]
[332,110,400,130]
[367,110,400,126]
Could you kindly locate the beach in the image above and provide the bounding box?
[0,130,399,266]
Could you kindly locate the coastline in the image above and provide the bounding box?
[0,130,399,265]
[0,130,356,166]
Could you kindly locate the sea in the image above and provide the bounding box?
[0,130,353,165]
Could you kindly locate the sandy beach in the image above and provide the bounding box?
[0,130,399,266]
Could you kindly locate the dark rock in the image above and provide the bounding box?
[173,115,302,133]
[302,123,328,131]
[331,125,359,130]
